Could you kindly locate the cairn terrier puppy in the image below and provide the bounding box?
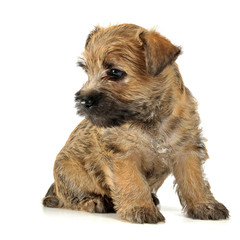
[43,24,229,223]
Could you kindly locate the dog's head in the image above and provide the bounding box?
[75,24,181,127]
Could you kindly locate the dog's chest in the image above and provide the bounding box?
[103,124,173,165]
[148,137,171,154]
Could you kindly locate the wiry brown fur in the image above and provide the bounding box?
[43,24,229,223]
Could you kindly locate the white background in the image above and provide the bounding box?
[0,0,239,239]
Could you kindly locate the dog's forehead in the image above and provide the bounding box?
[87,24,143,45]
[82,25,146,71]
[85,25,143,54]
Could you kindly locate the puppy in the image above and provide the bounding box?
[43,24,229,223]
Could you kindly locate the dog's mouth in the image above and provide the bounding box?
[75,90,139,127]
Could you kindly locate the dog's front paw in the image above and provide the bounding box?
[187,201,229,220]
[118,206,165,224]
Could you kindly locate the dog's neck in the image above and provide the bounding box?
[136,64,184,125]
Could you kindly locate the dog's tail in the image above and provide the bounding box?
[42,183,62,208]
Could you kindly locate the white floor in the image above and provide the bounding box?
[1,175,238,240]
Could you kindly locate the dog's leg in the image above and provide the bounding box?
[43,154,114,213]
[173,151,229,220]
[42,183,63,208]
[108,153,165,223]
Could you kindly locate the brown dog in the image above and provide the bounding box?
[43,24,229,223]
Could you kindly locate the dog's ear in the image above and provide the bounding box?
[139,31,181,77]
[85,26,101,48]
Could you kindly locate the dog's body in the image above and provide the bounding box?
[43,24,229,223]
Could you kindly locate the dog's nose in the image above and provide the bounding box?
[75,90,103,110]
[80,96,94,109]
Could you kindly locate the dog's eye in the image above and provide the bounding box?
[107,69,126,81]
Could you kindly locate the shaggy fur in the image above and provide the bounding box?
[43,24,229,223]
